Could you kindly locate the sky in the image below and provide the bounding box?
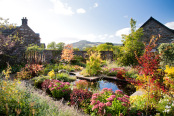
[0,0,174,46]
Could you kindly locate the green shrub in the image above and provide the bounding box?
[32,75,51,88]
[75,80,88,89]
[43,64,59,75]
[71,55,86,67]
[54,73,76,82]
[90,88,130,116]
[48,80,71,100]
[158,43,174,67]
[82,52,102,76]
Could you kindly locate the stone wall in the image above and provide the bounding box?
[43,50,113,63]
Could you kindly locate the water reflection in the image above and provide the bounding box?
[88,80,136,96]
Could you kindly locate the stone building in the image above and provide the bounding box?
[0,17,44,65]
[140,17,174,48]
[1,17,42,47]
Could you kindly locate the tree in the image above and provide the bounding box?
[96,43,113,51]
[0,17,24,68]
[61,44,74,63]
[56,42,65,51]
[118,18,144,66]
[105,42,114,46]
[47,41,56,50]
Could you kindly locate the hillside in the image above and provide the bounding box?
[72,40,122,50]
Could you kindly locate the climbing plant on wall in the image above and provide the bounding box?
[25,44,44,64]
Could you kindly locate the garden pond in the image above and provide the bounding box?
[73,79,136,96]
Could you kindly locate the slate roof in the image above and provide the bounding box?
[140,16,174,34]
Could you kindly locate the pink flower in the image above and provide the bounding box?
[92,104,99,111]
[102,88,108,91]
[93,93,99,96]
[106,97,113,101]
[54,84,58,87]
[99,102,105,108]
[92,96,97,100]
[124,95,130,98]
[57,87,60,90]
[90,100,96,105]
[119,113,124,116]
[97,100,100,104]
[100,91,104,94]
[122,103,127,106]
[60,85,64,88]
[107,113,112,116]
[105,102,112,106]
[115,90,123,94]
[50,88,54,91]
[48,85,51,88]
[62,90,65,92]
[110,95,116,99]
[117,97,122,101]
[108,88,112,91]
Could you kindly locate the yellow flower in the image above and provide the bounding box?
[165,65,174,78]
[48,70,55,78]
[157,69,162,72]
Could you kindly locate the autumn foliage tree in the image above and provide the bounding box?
[135,35,167,115]
[61,44,74,63]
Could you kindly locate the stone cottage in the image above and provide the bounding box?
[140,17,174,48]
[1,17,43,47]
[0,17,44,65]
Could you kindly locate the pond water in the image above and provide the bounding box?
[74,79,136,96]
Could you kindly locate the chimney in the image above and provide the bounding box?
[22,17,28,25]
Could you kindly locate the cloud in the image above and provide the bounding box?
[76,8,86,14]
[50,0,74,16]
[123,15,128,18]
[115,28,131,37]
[165,22,174,29]
[93,3,98,8]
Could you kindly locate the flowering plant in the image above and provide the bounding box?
[48,69,55,78]
[41,79,52,93]
[164,65,174,78]
[70,89,92,110]
[163,65,174,95]
[90,88,130,116]
[48,79,71,99]
[75,80,88,90]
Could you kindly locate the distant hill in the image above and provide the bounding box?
[71,40,122,50]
